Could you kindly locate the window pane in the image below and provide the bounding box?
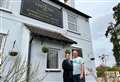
[0,35,3,49]
[0,0,3,7]
[67,11,78,32]
[0,0,9,8]
[47,48,58,69]
[68,22,77,32]
[68,15,77,24]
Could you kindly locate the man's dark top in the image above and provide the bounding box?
[62,59,73,82]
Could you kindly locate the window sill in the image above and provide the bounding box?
[0,7,12,14]
[67,30,81,35]
[45,69,61,72]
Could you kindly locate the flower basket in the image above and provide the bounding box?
[65,49,71,54]
[42,46,48,53]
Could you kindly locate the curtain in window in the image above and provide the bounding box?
[67,11,78,32]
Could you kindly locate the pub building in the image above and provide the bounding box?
[0,0,97,82]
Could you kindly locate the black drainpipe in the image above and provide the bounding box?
[26,33,33,82]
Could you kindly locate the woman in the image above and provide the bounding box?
[62,50,73,82]
[72,48,85,82]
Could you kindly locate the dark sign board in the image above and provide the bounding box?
[20,0,63,28]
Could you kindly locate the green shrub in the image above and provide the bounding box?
[96,66,120,77]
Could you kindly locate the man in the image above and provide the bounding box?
[72,48,85,82]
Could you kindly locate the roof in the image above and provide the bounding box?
[27,25,77,44]
[49,0,91,18]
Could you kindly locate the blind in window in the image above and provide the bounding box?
[67,11,78,32]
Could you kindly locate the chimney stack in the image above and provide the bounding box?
[60,0,75,8]
[64,0,69,3]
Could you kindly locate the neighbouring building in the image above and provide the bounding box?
[0,0,96,82]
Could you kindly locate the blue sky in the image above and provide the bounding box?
[75,0,120,66]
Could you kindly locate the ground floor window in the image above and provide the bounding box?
[47,48,59,69]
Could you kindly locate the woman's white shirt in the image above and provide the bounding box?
[72,57,84,75]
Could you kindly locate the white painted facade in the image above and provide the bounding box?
[0,0,97,82]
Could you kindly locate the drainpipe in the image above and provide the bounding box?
[26,34,33,82]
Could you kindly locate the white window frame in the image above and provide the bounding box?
[45,47,61,72]
[67,10,78,33]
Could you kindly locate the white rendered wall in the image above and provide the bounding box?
[30,39,65,82]
[0,0,96,82]
[0,10,30,81]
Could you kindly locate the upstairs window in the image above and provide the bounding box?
[67,11,78,32]
[0,0,9,8]
[0,0,3,7]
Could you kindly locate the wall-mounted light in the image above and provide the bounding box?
[90,58,95,61]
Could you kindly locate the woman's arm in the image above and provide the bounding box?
[80,64,84,79]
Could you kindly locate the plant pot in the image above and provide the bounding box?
[42,46,48,53]
[9,51,18,56]
[65,49,71,54]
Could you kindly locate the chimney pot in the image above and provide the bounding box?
[64,0,68,3]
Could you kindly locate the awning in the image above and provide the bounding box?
[27,26,77,44]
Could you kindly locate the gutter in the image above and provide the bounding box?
[26,34,33,82]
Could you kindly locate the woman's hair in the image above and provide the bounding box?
[72,48,79,52]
